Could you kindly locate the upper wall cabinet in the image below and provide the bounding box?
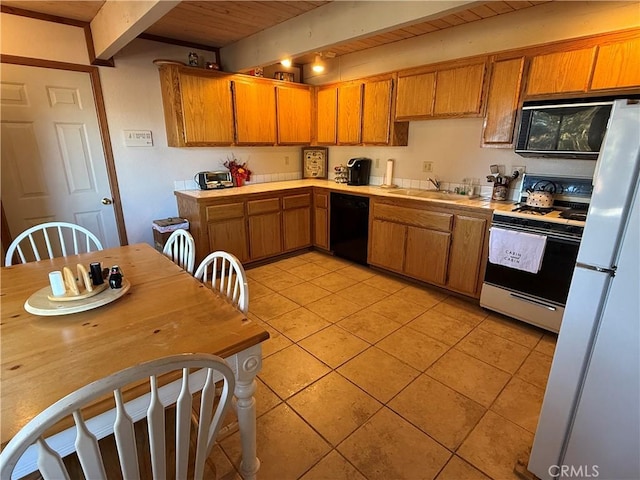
[590,37,640,90]
[482,57,525,147]
[316,74,408,146]
[159,66,235,147]
[526,47,596,96]
[395,59,487,121]
[276,84,312,144]
[233,78,277,145]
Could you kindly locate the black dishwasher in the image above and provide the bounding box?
[330,192,370,265]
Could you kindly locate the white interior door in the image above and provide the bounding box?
[1,63,120,249]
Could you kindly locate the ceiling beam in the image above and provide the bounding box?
[90,0,181,60]
[220,0,478,72]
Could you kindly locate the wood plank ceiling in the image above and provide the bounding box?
[3,0,550,65]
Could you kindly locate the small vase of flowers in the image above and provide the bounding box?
[223,156,252,187]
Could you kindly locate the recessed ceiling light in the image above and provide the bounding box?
[280,58,292,68]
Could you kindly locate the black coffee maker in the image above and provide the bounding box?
[347,158,372,186]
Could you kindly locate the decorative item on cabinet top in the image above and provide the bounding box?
[302,147,328,179]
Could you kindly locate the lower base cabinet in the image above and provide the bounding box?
[404,226,450,285]
[248,212,282,259]
[447,215,487,294]
[313,190,329,250]
[207,218,249,263]
[369,220,406,271]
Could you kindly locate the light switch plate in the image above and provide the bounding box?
[124,130,153,147]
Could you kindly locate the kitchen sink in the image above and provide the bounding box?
[385,188,472,201]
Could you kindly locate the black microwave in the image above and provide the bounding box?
[515,100,613,160]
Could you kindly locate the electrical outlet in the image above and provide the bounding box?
[284,156,289,165]
[514,165,526,176]
[423,161,433,173]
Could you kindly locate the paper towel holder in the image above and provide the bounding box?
[380,158,398,189]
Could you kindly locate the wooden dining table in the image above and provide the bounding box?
[0,243,269,479]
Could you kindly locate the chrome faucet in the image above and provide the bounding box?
[427,177,440,190]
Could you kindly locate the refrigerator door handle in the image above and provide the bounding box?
[576,263,617,276]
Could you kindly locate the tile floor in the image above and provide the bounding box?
[214,250,557,480]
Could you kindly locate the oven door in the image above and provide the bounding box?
[480,221,581,332]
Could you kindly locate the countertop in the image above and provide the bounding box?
[174,179,518,213]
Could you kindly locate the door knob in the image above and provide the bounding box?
[101,197,113,205]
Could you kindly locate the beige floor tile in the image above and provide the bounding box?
[479,313,544,348]
[338,408,451,480]
[338,264,376,282]
[271,255,309,270]
[220,403,331,480]
[288,262,334,280]
[249,292,299,321]
[389,374,485,450]
[288,372,382,446]
[408,310,475,346]
[335,282,389,307]
[280,282,332,305]
[458,411,534,480]
[247,278,274,300]
[259,323,293,358]
[393,284,448,309]
[427,349,511,407]
[297,251,330,263]
[259,345,331,399]
[268,307,331,342]
[305,294,363,323]
[362,273,408,294]
[516,351,553,389]
[492,376,545,433]
[300,450,366,480]
[376,326,449,371]
[534,333,558,357]
[310,271,359,293]
[456,329,531,374]
[338,310,402,344]
[308,255,352,271]
[365,295,428,324]
[298,325,369,368]
[338,347,419,403]
[264,271,306,292]
[245,263,282,282]
[432,297,489,326]
[209,444,238,480]
[436,456,491,480]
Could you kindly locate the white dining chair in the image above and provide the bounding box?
[0,353,235,480]
[162,229,196,274]
[194,251,249,314]
[5,222,103,266]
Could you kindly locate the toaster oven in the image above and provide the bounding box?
[195,171,233,190]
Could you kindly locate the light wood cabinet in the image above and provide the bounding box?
[158,66,234,147]
[395,60,486,120]
[526,48,596,96]
[369,219,406,271]
[233,79,277,144]
[337,82,363,144]
[447,215,487,295]
[313,190,329,249]
[591,37,640,90]
[396,72,435,119]
[404,226,450,285]
[247,197,282,259]
[434,63,486,116]
[208,218,249,263]
[316,86,338,144]
[276,85,312,144]
[362,78,392,144]
[283,193,311,251]
[482,57,525,147]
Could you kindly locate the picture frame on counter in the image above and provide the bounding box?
[302,147,328,179]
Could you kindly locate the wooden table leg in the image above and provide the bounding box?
[229,344,262,480]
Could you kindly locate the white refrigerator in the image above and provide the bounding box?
[529,98,640,480]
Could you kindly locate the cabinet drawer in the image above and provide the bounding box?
[247,198,280,215]
[314,192,328,209]
[374,203,453,231]
[283,193,311,210]
[206,202,245,221]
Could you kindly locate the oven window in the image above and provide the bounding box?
[484,235,579,305]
